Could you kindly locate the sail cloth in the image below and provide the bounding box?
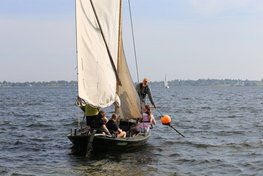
[76,0,120,108]
[117,40,141,119]
[76,0,141,119]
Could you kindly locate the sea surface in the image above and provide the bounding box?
[0,84,263,176]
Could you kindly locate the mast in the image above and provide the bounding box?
[115,0,122,114]
[75,0,79,98]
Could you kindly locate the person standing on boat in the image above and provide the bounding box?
[136,78,157,109]
[81,104,100,127]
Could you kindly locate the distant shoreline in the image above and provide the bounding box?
[1,79,263,87]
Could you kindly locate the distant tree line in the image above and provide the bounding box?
[168,79,263,86]
[1,79,263,87]
[0,80,76,87]
[153,79,263,87]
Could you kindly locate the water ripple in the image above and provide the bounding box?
[1,86,263,175]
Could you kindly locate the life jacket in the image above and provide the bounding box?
[142,112,151,123]
[136,113,151,133]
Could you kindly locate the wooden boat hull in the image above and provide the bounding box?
[68,131,151,155]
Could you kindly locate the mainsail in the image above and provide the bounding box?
[76,0,141,119]
[76,0,120,108]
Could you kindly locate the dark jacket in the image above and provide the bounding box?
[136,83,155,106]
[106,119,118,134]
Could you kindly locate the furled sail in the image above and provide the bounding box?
[76,0,120,108]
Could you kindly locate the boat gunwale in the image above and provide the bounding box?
[67,130,151,142]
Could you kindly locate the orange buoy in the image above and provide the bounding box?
[161,115,172,125]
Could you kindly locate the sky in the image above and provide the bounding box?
[1,0,263,82]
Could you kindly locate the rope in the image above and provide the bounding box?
[128,0,140,83]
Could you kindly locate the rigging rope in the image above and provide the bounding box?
[128,0,140,83]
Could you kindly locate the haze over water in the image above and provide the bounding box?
[0,84,263,175]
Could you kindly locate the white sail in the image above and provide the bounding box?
[76,0,141,119]
[76,0,120,108]
[164,74,169,88]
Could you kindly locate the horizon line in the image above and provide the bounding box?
[1,78,262,83]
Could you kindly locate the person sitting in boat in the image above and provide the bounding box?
[106,113,126,138]
[136,105,155,133]
[95,111,111,135]
[136,78,157,110]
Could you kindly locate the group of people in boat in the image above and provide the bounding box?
[81,77,157,138]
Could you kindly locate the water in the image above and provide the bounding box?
[1,84,263,176]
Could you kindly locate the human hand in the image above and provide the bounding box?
[106,131,111,135]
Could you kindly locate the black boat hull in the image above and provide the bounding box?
[68,131,151,155]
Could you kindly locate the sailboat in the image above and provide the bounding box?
[164,74,169,89]
[68,0,151,155]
